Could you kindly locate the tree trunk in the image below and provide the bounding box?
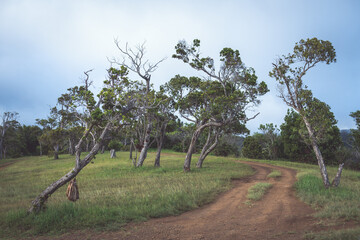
[110,149,116,158]
[0,139,4,160]
[39,142,42,156]
[28,122,111,213]
[136,122,152,167]
[184,122,222,172]
[302,116,330,187]
[53,144,59,160]
[129,138,133,160]
[332,163,345,187]
[154,123,167,167]
[101,145,105,154]
[196,130,220,168]
[69,139,75,155]
[184,128,203,172]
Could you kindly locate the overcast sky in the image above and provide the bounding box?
[0,0,359,134]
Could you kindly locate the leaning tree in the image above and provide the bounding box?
[168,39,268,171]
[269,37,344,188]
[29,66,137,213]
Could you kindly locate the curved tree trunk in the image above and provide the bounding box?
[28,123,111,213]
[184,128,202,172]
[196,130,220,168]
[136,122,152,167]
[184,122,222,172]
[302,116,330,187]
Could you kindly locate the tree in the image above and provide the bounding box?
[280,110,313,162]
[259,123,281,159]
[0,112,19,159]
[269,37,343,187]
[29,67,137,213]
[242,134,263,159]
[110,41,166,167]
[350,111,360,152]
[280,109,342,164]
[169,39,268,171]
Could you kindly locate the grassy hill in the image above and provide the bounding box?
[0,151,359,239]
[0,151,253,238]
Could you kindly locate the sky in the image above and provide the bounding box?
[0,0,359,134]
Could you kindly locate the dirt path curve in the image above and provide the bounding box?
[58,161,323,240]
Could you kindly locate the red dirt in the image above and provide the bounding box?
[35,161,356,240]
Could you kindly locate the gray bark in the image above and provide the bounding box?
[302,116,330,187]
[154,123,167,167]
[136,122,152,167]
[53,144,59,160]
[29,123,111,213]
[196,130,220,168]
[129,138,133,160]
[332,163,345,187]
[110,149,116,158]
[69,138,75,155]
[184,122,222,172]
[101,145,105,154]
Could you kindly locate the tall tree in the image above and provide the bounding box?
[170,39,268,171]
[111,41,166,167]
[269,37,343,187]
[0,112,19,160]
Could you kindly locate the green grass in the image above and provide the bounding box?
[304,227,360,240]
[267,169,282,179]
[246,182,272,201]
[0,151,254,238]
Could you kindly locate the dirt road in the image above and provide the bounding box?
[54,161,331,240]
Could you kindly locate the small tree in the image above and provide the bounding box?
[350,111,360,152]
[270,37,343,187]
[0,112,19,159]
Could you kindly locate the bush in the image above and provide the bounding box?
[108,140,123,151]
[242,136,263,159]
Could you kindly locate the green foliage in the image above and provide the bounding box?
[242,135,263,159]
[107,140,123,151]
[280,109,342,164]
[350,110,360,151]
[0,152,253,238]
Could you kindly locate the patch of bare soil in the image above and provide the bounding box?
[35,162,356,240]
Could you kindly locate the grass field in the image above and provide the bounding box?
[0,150,253,238]
[1,152,359,239]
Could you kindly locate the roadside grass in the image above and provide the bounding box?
[267,169,282,179]
[0,151,253,238]
[304,227,360,240]
[246,182,272,202]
